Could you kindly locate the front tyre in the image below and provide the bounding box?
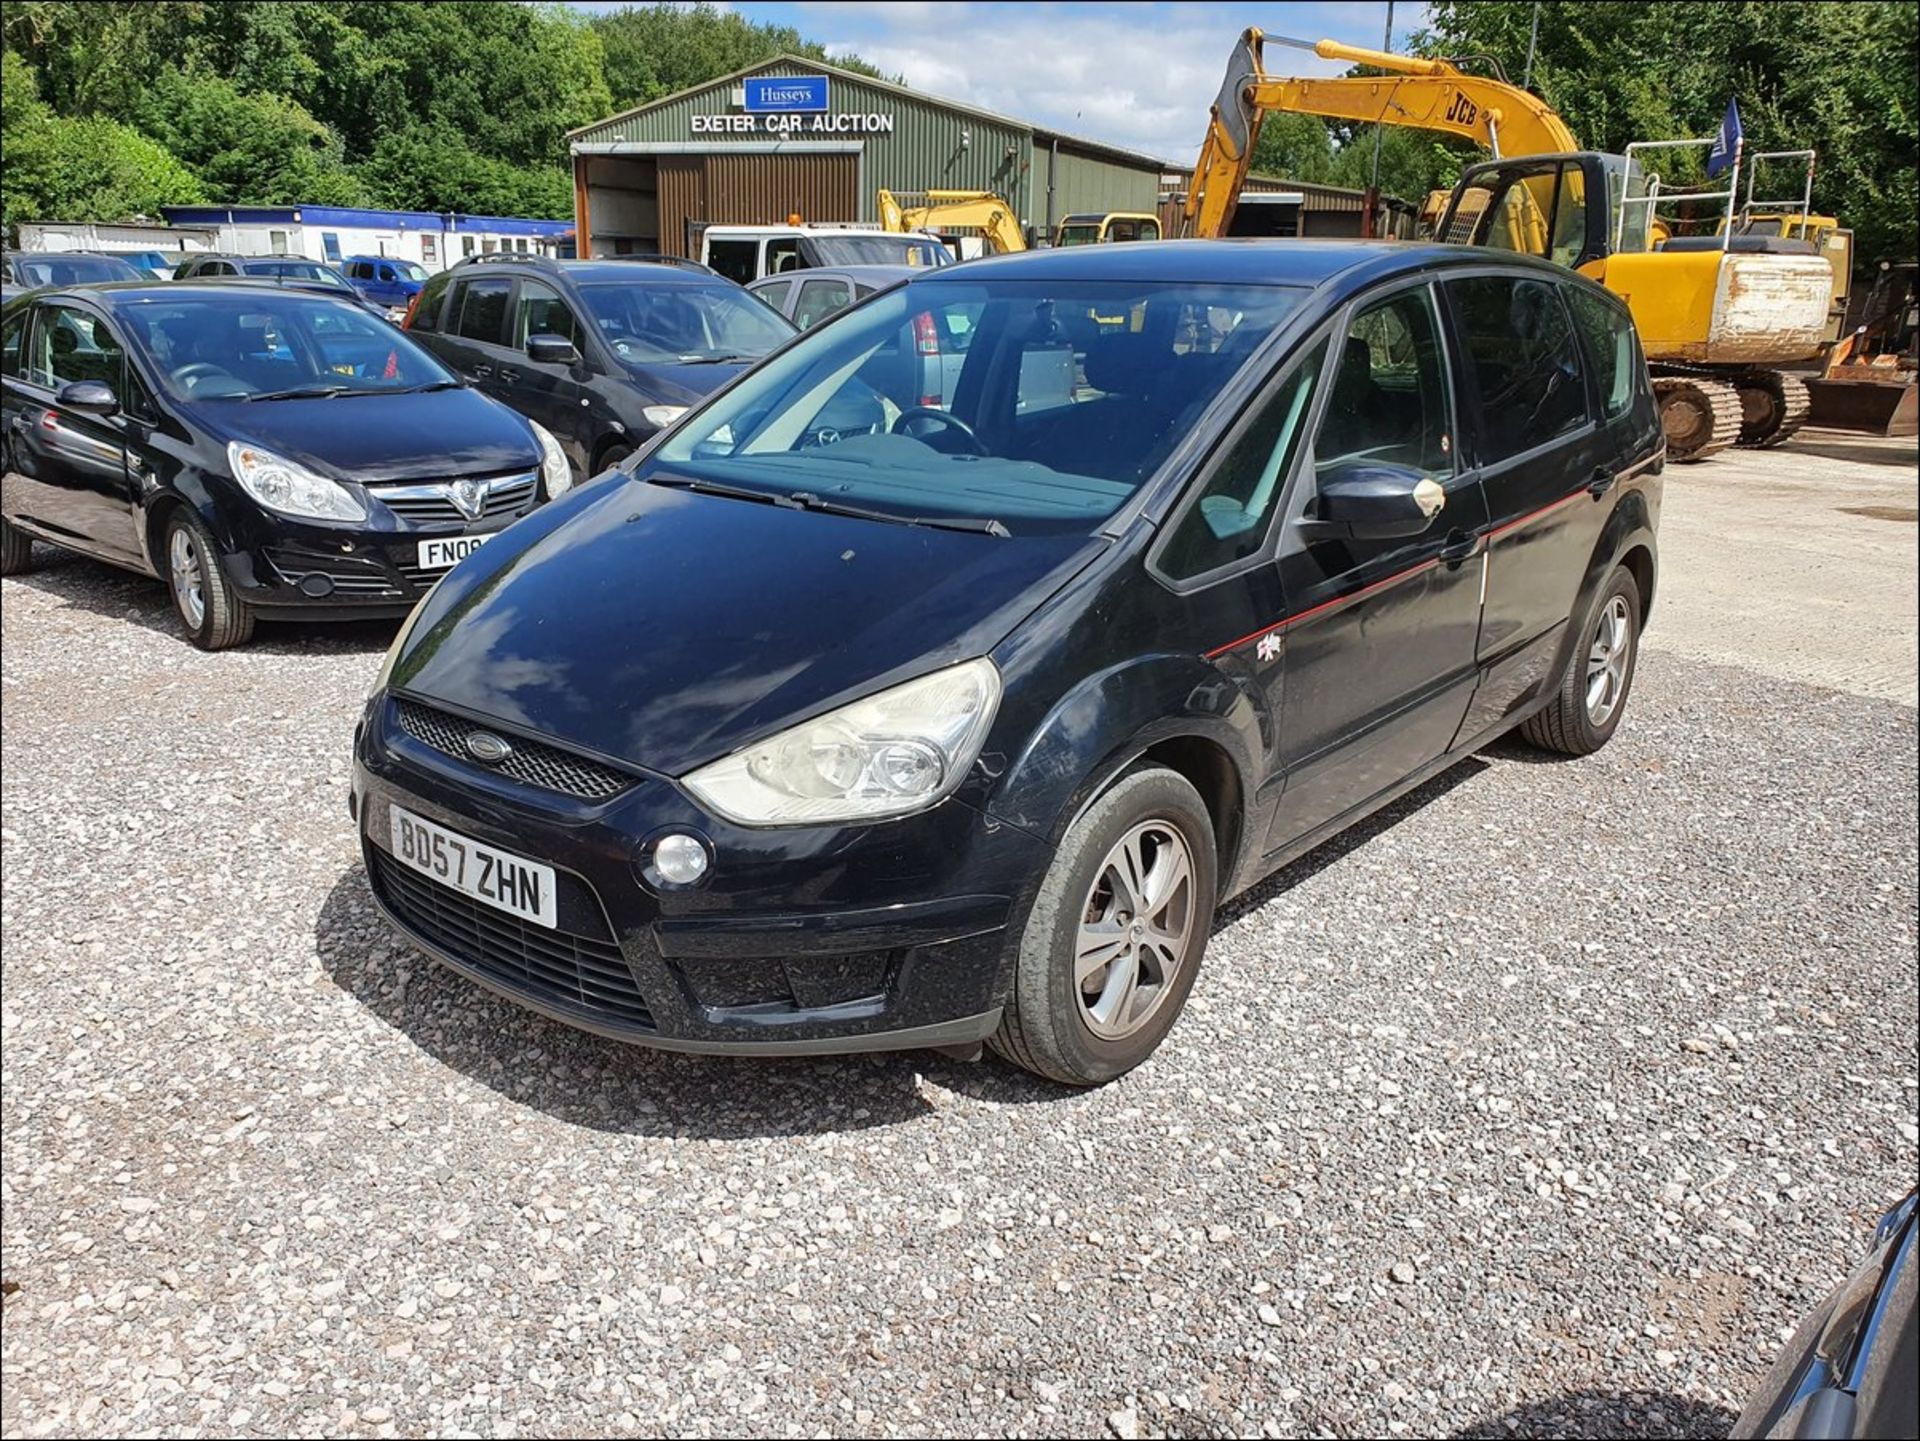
[165,509,254,651]
[990,766,1217,1086]
[1520,565,1642,756]
[0,517,35,575]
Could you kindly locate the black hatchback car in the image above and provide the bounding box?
[404,254,795,482]
[1,283,570,648]
[353,241,1664,1084]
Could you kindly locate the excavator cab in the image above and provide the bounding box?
[1437,153,1649,266]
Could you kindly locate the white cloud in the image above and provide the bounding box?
[809,2,1419,165]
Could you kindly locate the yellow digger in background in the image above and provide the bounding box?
[877,189,1028,257]
[1183,30,1843,460]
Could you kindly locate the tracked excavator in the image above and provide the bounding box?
[877,189,1028,257]
[1182,31,1840,460]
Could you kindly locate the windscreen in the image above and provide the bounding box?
[810,234,951,268]
[127,292,457,400]
[654,278,1306,536]
[14,255,143,286]
[579,281,795,364]
[392,260,429,281]
[1055,225,1102,247]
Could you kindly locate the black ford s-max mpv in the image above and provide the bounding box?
[354,242,1664,1085]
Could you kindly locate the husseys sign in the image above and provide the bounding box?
[691,73,896,135]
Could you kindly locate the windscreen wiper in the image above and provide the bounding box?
[646,473,801,507]
[244,384,348,402]
[675,352,756,365]
[786,491,1009,537]
[359,380,462,396]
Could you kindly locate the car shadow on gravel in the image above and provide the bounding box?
[317,754,1509,1133]
[314,866,1070,1136]
[7,548,399,656]
[1449,1388,1738,1439]
[1214,755,1491,928]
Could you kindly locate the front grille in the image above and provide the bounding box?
[264,549,405,597]
[392,698,638,801]
[371,849,653,1028]
[370,472,538,525]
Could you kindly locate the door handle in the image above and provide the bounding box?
[1588,466,1618,499]
[1438,532,1478,567]
[497,367,521,383]
[471,363,493,379]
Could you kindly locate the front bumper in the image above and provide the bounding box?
[350,692,1051,1054]
[216,497,532,620]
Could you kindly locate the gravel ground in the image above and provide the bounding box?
[2,543,1916,1441]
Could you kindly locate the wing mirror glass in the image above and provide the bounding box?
[526,333,580,365]
[56,380,119,417]
[1304,460,1446,541]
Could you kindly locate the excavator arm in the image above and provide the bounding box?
[1183,30,1581,238]
[877,189,1028,254]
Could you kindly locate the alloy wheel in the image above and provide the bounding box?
[1585,594,1632,727]
[169,527,205,630]
[1074,820,1197,1040]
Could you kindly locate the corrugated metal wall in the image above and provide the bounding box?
[1034,144,1163,225]
[573,61,1039,225]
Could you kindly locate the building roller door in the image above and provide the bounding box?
[658,151,861,255]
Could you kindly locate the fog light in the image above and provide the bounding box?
[653,832,709,885]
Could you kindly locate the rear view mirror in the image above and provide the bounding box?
[56,380,119,417]
[526,333,580,365]
[1305,461,1445,541]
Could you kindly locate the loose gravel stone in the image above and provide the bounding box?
[2,542,1915,1440]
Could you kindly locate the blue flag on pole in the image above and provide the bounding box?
[1706,98,1743,178]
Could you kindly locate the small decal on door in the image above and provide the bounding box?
[1255,631,1282,663]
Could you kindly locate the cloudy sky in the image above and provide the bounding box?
[565,2,1426,164]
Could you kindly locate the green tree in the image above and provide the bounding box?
[591,1,891,109]
[1415,1,1919,265]
[135,69,365,206]
[359,126,571,220]
[2,49,203,229]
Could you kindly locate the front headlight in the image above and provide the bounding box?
[529,419,572,498]
[227,441,366,521]
[369,586,436,698]
[683,658,1002,826]
[641,404,687,429]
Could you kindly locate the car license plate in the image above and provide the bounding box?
[417,534,490,570]
[387,806,557,929]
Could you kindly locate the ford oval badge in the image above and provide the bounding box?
[466,731,513,764]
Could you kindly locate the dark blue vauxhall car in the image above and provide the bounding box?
[353,241,1664,1085]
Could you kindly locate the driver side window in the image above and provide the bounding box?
[1314,288,1453,478]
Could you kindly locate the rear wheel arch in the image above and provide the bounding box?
[1618,542,1656,622]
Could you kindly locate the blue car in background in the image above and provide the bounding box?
[342,256,429,315]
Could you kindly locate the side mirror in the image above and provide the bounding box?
[526,333,580,365]
[57,380,119,417]
[1305,461,1445,541]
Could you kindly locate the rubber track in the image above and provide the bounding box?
[1651,376,1743,463]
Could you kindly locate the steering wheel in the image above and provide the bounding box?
[891,406,986,455]
[172,362,230,390]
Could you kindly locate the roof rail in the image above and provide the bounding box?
[454,251,562,270]
[595,254,717,274]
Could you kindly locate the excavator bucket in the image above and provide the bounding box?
[1806,375,1920,437]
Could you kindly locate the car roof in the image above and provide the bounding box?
[924,238,1571,290]
[544,261,733,286]
[751,264,918,286]
[22,279,366,305]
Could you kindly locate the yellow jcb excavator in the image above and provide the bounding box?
[877,189,1028,256]
[1183,31,1841,460]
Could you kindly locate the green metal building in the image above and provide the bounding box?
[567,55,1170,257]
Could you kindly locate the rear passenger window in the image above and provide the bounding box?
[1446,276,1587,464]
[751,280,792,314]
[1158,338,1329,581]
[454,278,511,343]
[1316,287,1453,475]
[1565,285,1639,420]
